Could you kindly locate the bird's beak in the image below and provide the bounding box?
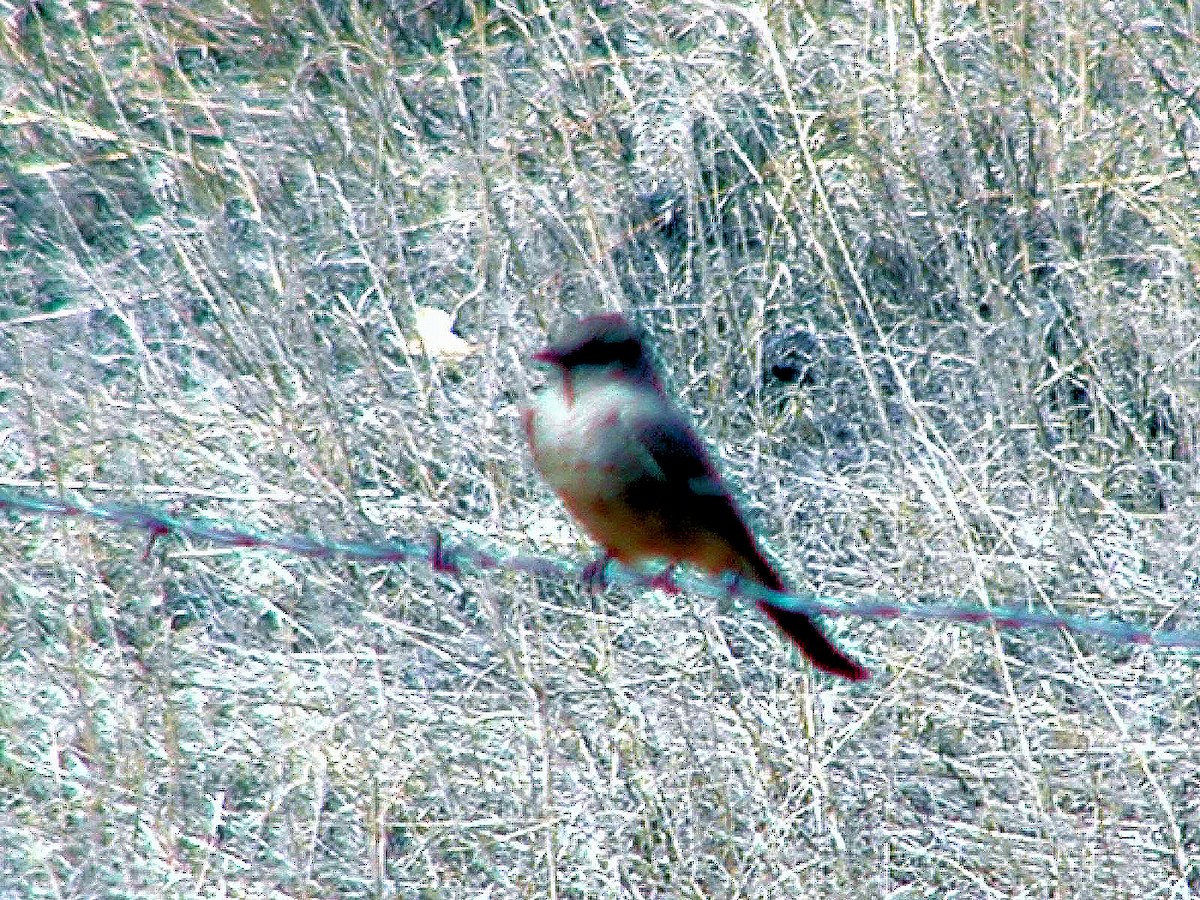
[531,347,560,366]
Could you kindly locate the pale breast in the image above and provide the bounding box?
[526,378,656,503]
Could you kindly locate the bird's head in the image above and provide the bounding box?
[532,314,658,384]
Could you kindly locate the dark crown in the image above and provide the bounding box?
[541,314,648,371]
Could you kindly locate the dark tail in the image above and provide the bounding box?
[743,552,870,682]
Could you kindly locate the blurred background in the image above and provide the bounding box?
[1,0,1198,895]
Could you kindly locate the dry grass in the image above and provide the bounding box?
[1,0,1199,896]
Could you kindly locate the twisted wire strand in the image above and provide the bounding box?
[2,487,1197,651]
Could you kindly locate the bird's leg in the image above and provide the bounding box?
[580,552,613,593]
[647,564,680,595]
[428,531,457,574]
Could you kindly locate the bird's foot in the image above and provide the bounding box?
[580,554,612,593]
[647,566,680,595]
[428,532,458,574]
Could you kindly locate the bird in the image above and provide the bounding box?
[524,313,869,681]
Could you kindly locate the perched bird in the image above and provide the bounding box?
[524,314,869,681]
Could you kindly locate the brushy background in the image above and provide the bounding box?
[2,1,1199,896]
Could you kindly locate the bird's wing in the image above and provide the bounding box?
[624,401,870,681]
[624,403,731,501]
[622,403,773,573]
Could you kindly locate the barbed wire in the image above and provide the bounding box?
[2,487,1198,652]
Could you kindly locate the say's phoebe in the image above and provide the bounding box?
[525,314,869,681]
